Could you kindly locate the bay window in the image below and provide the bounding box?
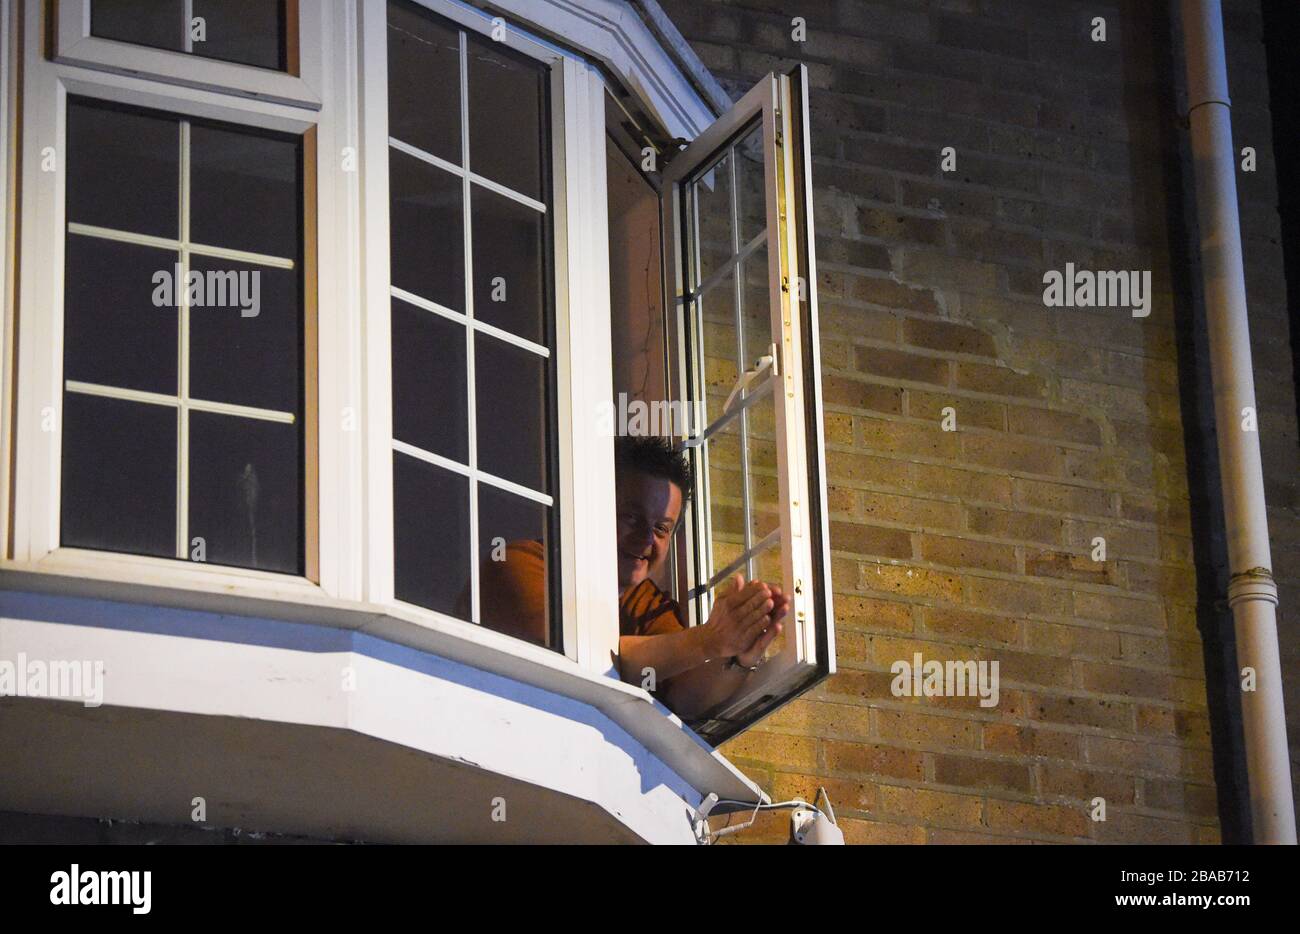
[3,0,833,744]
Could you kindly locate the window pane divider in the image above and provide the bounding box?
[683,226,765,304]
[467,170,546,215]
[387,134,547,215]
[64,380,296,424]
[389,285,550,358]
[66,222,296,270]
[682,375,773,448]
[459,28,480,627]
[689,528,781,599]
[728,145,754,576]
[387,135,461,177]
[177,119,191,559]
[391,439,552,508]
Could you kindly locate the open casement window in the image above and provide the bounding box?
[662,66,834,743]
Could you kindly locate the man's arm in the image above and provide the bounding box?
[656,619,782,720]
[618,576,788,720]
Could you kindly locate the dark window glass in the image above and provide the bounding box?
[188,258,302,413]
[391,297,467,462]
[190,123,300,258]
[91,0,185,52]
[606,134,668,411]
[90,0,287,71]
[188,412,302,574]
[386,2,558,650]
[389,150,464,311]
[67,100,179,238]
[191,0,287,71]
[387,1,461,166]
[64,237,179,395]
[62,100,304,576]
[471,186,547,345]
[393,452,469,616]
[467,37,546,200]
[477,484,552,646]
[61,394,177,559]
[734,125,766,249]
[475,334,548,493]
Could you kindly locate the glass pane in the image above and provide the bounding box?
[689,152,732,292]
[188,258,301,413]
[188,411,302,574]
[745,406,780,547]
[471,185,546,344]
[734,123,766,249]
[387,1,462,167]
[91,0,185,52]
[61,393,176,559]
[606,135,667,408]
[703,418,745,578]
[696,272,737,426]
[67,99,179,239]
[740,258,773,371]
[389,150,465,311]
[190,122,300,259]
[475,335,548,493]
[466,35,546,200]
[477,484,552,647]
[751,538,787,661]
[393,452,470,617]
[63,236,178,395]
[391,297,467,463]
[91,0,287,70]
[191,0,287,70]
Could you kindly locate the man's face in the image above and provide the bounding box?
[615,470,683,593]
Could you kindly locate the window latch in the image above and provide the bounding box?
[722,344,778,415]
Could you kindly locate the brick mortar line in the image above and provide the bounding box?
[839,587,1194,635]
[830,640,1213,680]
[826,449,1188,505]
[825,474,1185,521]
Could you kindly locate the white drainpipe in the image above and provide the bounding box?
[1179,0,1296,843]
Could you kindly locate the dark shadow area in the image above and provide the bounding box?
[1261,1,1300,435]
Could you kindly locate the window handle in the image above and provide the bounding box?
[723,344,778,415]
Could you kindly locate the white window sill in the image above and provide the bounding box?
[0,556,765,807]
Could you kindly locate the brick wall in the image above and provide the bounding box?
[656,0,1299,843]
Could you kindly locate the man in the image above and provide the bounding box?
[612,435,788,720]
[474,436,788,722]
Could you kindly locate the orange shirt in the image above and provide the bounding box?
[618,577,688,637]
[475,539,686,646]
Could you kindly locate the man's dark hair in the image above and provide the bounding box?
[614,435,694,502]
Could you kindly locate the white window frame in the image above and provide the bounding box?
[53,0,325,110]
[661,66,835,741]
[3,0,829,739]
[359,0,619,671]
[9,0,352,607]
[5,0,624,677]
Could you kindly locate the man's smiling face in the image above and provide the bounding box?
[615,470,683,594]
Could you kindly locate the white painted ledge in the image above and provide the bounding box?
[0,583,765,842]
